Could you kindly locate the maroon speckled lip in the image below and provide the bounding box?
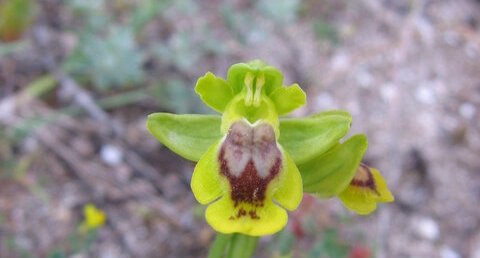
[218,120,282,220]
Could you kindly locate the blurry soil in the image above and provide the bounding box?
[1,0,480,258]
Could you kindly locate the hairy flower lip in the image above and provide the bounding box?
[219,120,282,206]
[191,119,303,236]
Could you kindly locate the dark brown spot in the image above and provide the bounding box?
[219,121,282,212]
[236,208,247,218]
[351,164,380,195]
[248,210,260,220]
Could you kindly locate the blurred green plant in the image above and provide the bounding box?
[66,0,107,29]
[63,0,228,114]
[154,29,227,76]
[221,3,268,44]
[0,0,36,42]
[0,40,27,57]
[4,235,32,258]
[155,31,203,73]
[129,0,172,32]
[268,229,296,258]
[64,0,158,91]
[152,79,211,114]
[307,228,349,258]
[64,26,145,90]
[313,19,339,45]
[255,0,301,25]
[221,0,300,45]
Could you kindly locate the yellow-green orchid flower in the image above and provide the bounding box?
[339,164,394,215]
[147,60,393,236]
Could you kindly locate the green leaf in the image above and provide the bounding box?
[146,113,222,161]
[269,83,306,115]
[300,134,368,197]
[278,110,352,164]
[195,72,234,113]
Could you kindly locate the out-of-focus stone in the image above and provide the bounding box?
[458,102,476,120]
[100,144,123,166]
[440,246,461,258]
[411,216,440,241]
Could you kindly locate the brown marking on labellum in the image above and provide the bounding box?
[350,164,380,195]
[236,208,247,218]
[248,210,260,220]
[219,120,282,219]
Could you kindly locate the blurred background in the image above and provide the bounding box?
[1,0,480,257]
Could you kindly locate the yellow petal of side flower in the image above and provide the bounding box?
[83,203,107,230]
[338,164,394,215]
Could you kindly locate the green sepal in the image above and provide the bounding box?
[278,110,352,165]
[300,134,368,197]
[227,60,283,95]
[146,113,222,162]
[195,72,234,113]
[269,83,306,115]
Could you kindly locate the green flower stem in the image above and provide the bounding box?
[227,233,259,258]
[207,233,233,258]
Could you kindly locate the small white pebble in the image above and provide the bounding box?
[412,216,440,241]
[100,144,123,166]
[380,83,397,102]
[415,87,435,105]
[465,42,479,59]
[356,70,373,88]
[474,247,480,258]
[70,254,87,258]
[331,52,349,70]
[314,93,336,110]
[440,246,461,258]
[443,31,461,46]
[459,102,476,120]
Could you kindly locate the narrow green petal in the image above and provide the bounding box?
[300,134,368,197]
[191,140,224,204]
[205,196,288,236]
[146,113,222,161]
[272,149,303,211]
[278,111,352,165]
[269,84,306,115]
[195,72,234,112]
